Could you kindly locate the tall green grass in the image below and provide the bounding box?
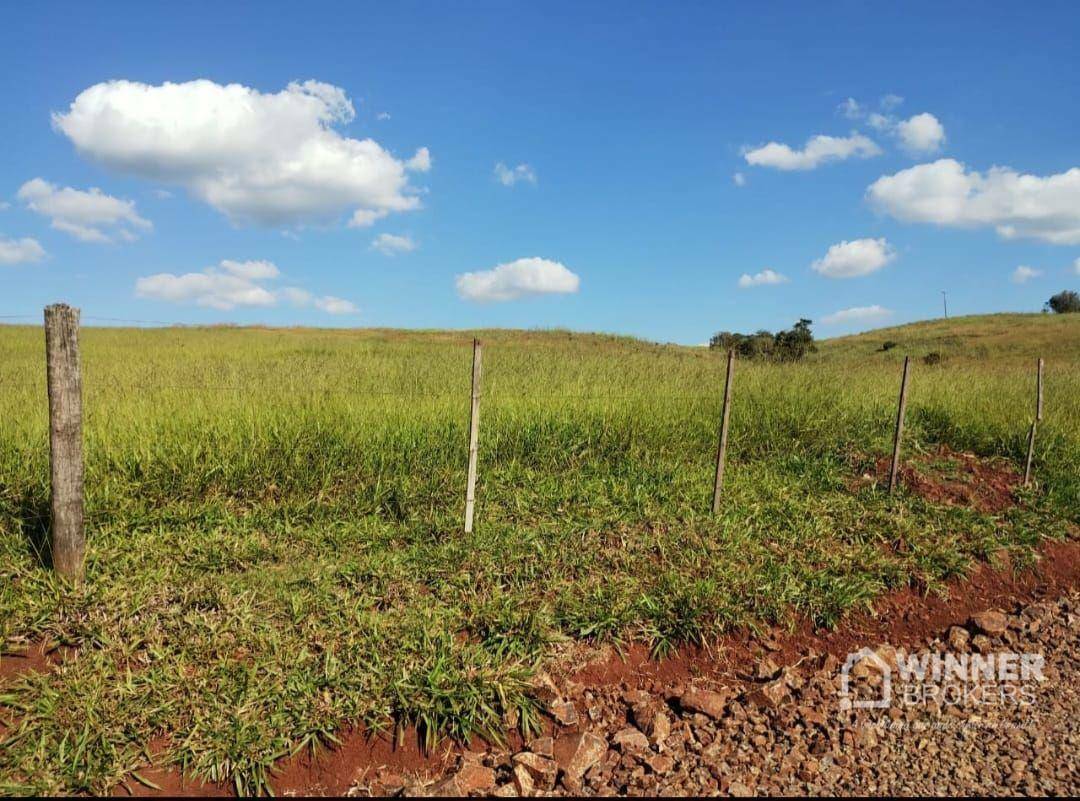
[0,314,1077,793]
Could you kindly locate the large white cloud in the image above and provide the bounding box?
[811,238,896,278]
[0,235,46,265]
[895,113,946,155]
[867,159,1080,245]
[456,257,580,302]
[52,79,428,227]
[743,134,881,171]
[737,268,788,288]
[135,259,356,314]
[821,305,893,325]
[17,178,151,243]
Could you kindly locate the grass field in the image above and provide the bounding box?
[1,312,1078,794]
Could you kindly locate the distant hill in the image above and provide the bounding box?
[815,313,1080,366]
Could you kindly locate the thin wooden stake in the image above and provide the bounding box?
[1036,357,1044,422]
[711,349,736,513]
[888,356,911,494]
[1024,357,1044,486]
[44,303,85,580]
[1023,420,1037,487]
[463,338,483,533]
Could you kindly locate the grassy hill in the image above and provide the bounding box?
[0,313,1077,792]
[817,312,1080,365]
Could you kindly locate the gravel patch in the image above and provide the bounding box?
[378,590,1080,797]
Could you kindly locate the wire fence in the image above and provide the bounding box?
[3,305,1050,580]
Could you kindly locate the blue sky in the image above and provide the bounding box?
[2,1,1079,343]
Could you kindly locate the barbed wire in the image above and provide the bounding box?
[0,378,721,402]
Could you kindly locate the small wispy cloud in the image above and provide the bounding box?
[742,133,881,171]
[135,259,357,314]
[737,268,788,288]
[840,95,944,155]
[0,235,47,265]
[494,162,537,187]
[821,304,893,325]
[371,233,417,256]
[1011,265,1042,284]
[18,178,151,243]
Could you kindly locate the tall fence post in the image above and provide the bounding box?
[44,303,85,580]
[463,338,483,533]
[1024,357,1044,486]
[711,349,735,513]
[887,356,911,494]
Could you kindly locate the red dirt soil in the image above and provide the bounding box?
[4,535,1078,796]
[862,445,1024,514]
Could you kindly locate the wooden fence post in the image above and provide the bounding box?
[711,349,735,513]
[463,338,483,533]
[44,303,85,580]
[1024,357,1044,486]
[887,356,911,494]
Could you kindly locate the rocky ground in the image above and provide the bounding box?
[359,590,1080,797]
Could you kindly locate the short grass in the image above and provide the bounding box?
[1,313,1078,794]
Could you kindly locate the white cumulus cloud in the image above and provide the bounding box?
[371,233,417,255]
[456,257,579,302]
[0,235,47,265]
[733,172,746,187]
[895,112,946,155]
[743,134,881,171]
[737,268,788,288]
[868,158,1080,245]
[17,178,151,243]
[135,259,356,314]
[494,162,537,186]
[811,238,896,278]
[1011,265,1042,284]
[821,305,893,325]
[52,79,427,228]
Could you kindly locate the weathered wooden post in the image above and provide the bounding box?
[44,303,85,580]
[711,349,735,513]
[887,356,911,494]
[464,338,482,533]
[1023,357,1044,486]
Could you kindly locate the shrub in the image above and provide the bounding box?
[923,351,942,366]
[880,340,898,352]
[1046,290,1080,314]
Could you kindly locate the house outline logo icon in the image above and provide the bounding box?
[839,647,892,710]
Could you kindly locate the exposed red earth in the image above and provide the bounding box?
[96,538,1080,795]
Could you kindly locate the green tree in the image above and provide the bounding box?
[1046,290,1080,314]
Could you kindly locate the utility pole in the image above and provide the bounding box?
[941,291,948,319]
